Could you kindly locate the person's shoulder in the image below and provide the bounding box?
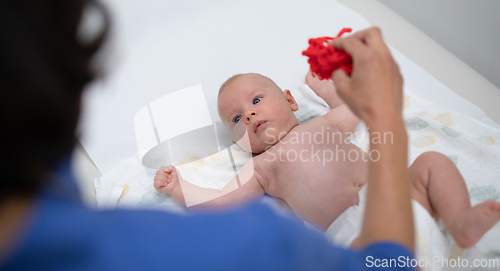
[96,201,296,236]
[94,203,333,269]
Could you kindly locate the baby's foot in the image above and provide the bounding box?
[450,200,500,248]
[305,70,336,97]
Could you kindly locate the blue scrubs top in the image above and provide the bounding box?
[1,155,415,270]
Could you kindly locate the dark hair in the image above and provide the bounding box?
[0,0,109,201]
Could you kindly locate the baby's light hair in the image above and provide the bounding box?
[218,74,245,98]
[218,73,282,99]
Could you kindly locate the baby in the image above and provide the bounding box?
[155,71,500,248]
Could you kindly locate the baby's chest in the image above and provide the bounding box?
[266,126,342,176]
[278,121,342,153]
[263,121,365,191]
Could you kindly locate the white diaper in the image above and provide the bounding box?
[325,185,451,271]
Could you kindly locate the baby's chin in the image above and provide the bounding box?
[232,127,283,153]
[233,139,272,154]
[251,146,267,155]
[251,140,278,154]
[237,143,266,154]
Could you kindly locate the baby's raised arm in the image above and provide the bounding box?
[306,71,360,134]
[154,161,265,211]
[323,104,360,134]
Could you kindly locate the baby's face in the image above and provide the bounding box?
[218,74,299,153]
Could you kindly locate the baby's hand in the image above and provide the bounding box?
[306,70,344,109]
[154,165,180,195]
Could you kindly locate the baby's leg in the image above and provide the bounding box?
[410,151,500,248]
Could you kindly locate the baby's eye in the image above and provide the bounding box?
[234,115,242,123]
[253,97,262,104]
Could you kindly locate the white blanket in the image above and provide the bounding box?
[95,84,500,270]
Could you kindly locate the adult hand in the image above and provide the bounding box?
[329,27,403,125]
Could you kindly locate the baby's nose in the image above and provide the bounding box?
[245,111,257,123]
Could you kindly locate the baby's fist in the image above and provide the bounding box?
[154,165,180,195]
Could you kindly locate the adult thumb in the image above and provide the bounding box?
[332,69,351,100]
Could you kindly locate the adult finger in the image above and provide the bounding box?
[330,27,389,57]
[352,27,392,57]
[329,35,366,58]
[351,27,385,46]
[331,69,353,104]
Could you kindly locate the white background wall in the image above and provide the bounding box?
[379,0,500,89]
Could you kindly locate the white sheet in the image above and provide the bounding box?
[79,0,498,175]
[326,186,451,271]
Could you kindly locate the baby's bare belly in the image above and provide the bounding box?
[258,122,369,230]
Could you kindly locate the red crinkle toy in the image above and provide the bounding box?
[302,28,353,80]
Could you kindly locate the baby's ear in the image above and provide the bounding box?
[283,89,299,112]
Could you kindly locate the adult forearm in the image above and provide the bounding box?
[329,27,414,250]
[359,116,414,250]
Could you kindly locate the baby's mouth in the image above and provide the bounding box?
[254,120,267,133]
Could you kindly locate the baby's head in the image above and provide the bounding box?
[217,73,299,154]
